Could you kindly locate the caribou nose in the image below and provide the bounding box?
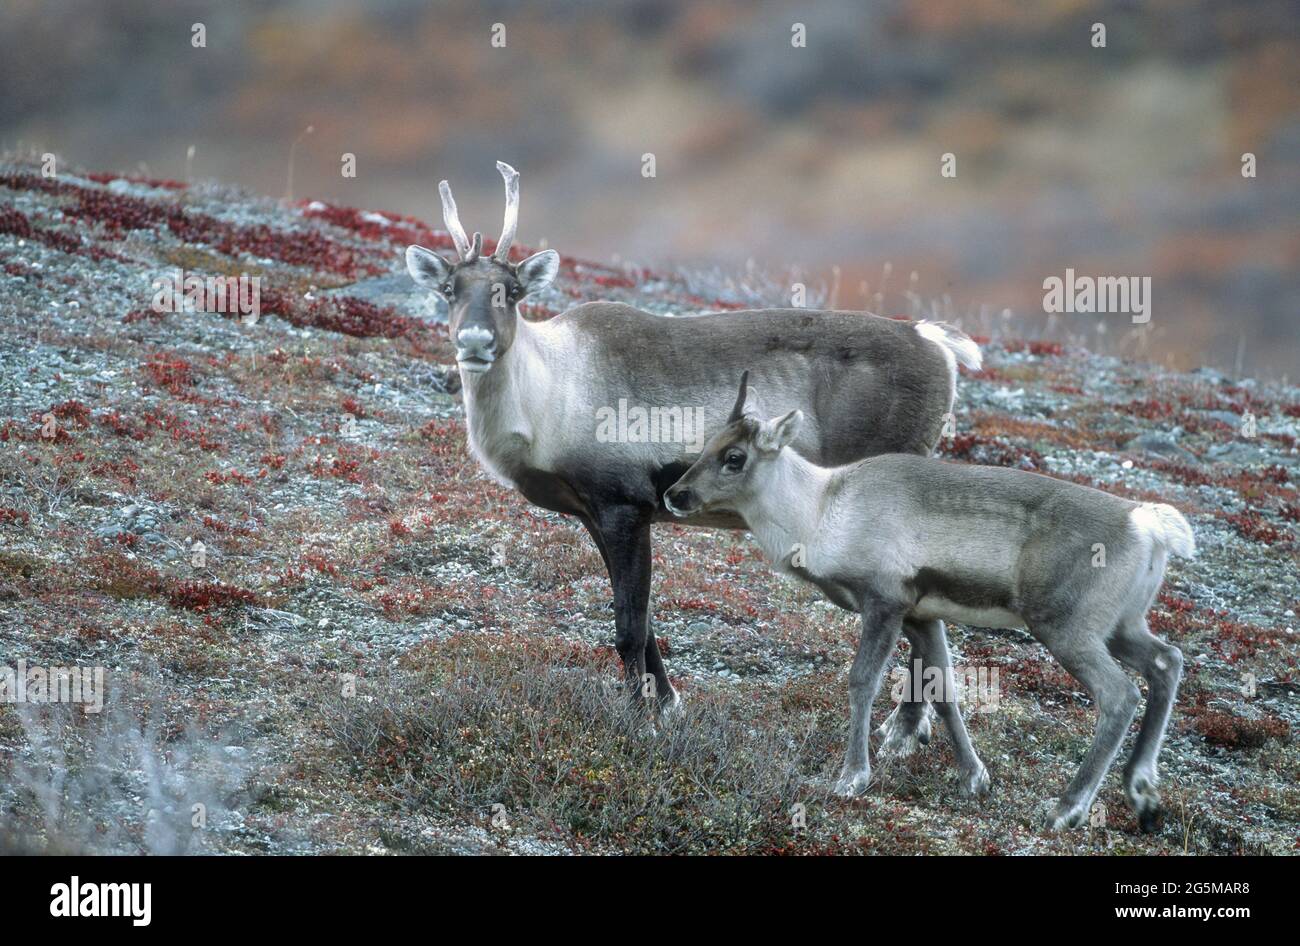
[664,487,695,516]
[455,326,496,365]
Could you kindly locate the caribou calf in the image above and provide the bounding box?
[665,374,1193,830]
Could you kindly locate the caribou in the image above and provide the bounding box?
[664,374,1193,830]
[405,162,981,752]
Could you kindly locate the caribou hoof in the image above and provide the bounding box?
[1042,798,1089,832]
[960,763,991,797]
[833,768,872,798]
[658,688,686,724]
[1125,771,1163,832]
[876,701,934,760]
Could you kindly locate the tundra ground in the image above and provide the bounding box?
[1,159,1296,854]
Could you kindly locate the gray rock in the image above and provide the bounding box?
[323,273,444,322]
[1196,410,1241,426]
[250,608,308,630]
[1203,442,1275,466]
[1125,431,1199,463]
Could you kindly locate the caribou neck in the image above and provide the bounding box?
[456,317,556,481]
[741,451,835,567]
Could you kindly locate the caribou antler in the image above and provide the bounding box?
[493,161,519,262]
[729,371,750,422]
[438,179,472,259]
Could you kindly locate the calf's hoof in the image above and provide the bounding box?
[1125,772,1163,833]
[1042,798,1089,832]
[876,701,934,761]
[960,762,991,797]
[1136,807,1164,833]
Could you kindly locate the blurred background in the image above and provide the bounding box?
[2,0,1297,377]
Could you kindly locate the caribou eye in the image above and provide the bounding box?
[441,282,454,297]
[722,449,746,472]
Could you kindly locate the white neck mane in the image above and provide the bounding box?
[456,316,570,485]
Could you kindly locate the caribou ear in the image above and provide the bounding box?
[406,245,454,290]
[755,409,803,454]
[515,249,559,295]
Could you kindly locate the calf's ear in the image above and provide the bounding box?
[755,409,803,454]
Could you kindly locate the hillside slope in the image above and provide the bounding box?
[0,160,1296,854]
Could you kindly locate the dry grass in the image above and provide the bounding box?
[0,675,250,855]
[324,633,825,854]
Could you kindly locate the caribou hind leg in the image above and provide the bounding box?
[1108,616,1182,831]
[1037,629,1141,831]
[879,622,968,765]
[876,627,935,760]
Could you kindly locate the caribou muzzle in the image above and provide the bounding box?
[663,486,699,517]
[455,325,497,372]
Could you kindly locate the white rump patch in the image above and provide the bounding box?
[1130,503,1196,559]
[915,321,983,374]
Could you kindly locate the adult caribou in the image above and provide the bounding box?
[405,162,981,754]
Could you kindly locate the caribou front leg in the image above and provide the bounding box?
[587,504,676,715]
[836,599,905,797]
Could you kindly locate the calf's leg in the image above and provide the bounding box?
[1039,633,1141,830]
[905,617,989,795]
[837,602,905,797]
[875,624,934,759]
[1108,617,1183,830]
